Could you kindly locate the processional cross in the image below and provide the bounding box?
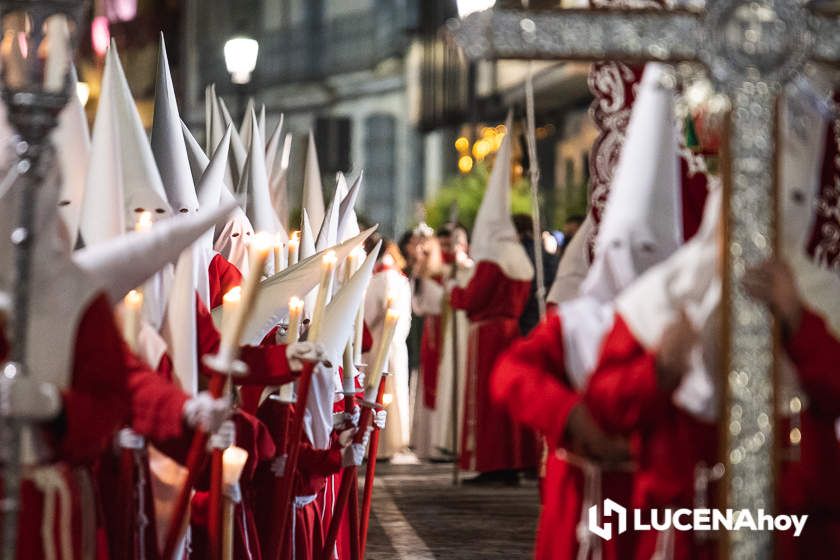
[451,1,840,557]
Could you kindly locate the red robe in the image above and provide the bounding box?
[209,252,245,309]
[450,260,538,472]
[253,399,344,560]
[777,308,840,557]
[493,312,635,560]
[585,308,840,559]
[1,294,131,560]
[584,315,718,560]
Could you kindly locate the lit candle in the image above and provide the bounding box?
[135,211,153,233]
[123,289,143,351]
[365,309,399,395]
[221,446,249,560]
[220,287,242,347]
[274,233,287,274]
[342,342,356,394]
[286,296,304,345]
[218,233,272,364]
[307,251,337,341]
[287,231,300,266]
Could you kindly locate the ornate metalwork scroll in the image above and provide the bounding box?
[450,2,840,558]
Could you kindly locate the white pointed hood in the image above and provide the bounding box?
[151,35,199,215]
[302,131,326,232]
[239,98,256,148]
[217,96,247,180]
[0,166,99,390]
[547,215,594,305]
[162,247,199,395]
[258,105,266,142]
[265,114,284,177]
[315,173,342,251]
[224,226,378,345]
[778,81,840,338]
[182,120,210,185]
[237,110,284,242]
[74,199,237,304]
[269,131,292,231]
[54,70,90,251]
[470,113,533,282]
[581,63,683,303]
[300,209,317,261]
[197,127,232,214]
[337,172,362,242]
[81,41,171,246]
[617,182,723,421]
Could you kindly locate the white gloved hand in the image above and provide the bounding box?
[208,420,236,450]
[332,406,361,430]
[373,409,387,430]
[223,482,242,503]
[285,341,328,371]
[183,392,231,433]
[342,442,366,467]
[270,454,287,477]
[0,373,61,421]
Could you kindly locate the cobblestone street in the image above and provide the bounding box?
[363,463,540,559]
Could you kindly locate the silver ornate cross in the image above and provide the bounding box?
[451,2,840,557]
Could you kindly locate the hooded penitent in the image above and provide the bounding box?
[0,165,100,390]
[315,172,342,252]
[558,63,687,389]
[580,63,683,303]
[54,67,90,251]
[81,41,171,246]
[302,131,326,232]
[81,41,172,329]
[546,214,594,305]
[470,112,534,282]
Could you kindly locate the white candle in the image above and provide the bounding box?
[343,251,357,285]
[218,233,272,363]
[135,211,153,233]
[287,232,300,266]
[366,309,399,393]
[286,296,304,345]
[274,233,287,274]
[222,446,249,560]
[220,287,242,346]
[123,289,143,351]
[353,305,364,364]
[307,251,337,341]
[277,382,295,402]
[222,446,249,486]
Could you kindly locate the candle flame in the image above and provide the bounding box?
[125,289,143,307]
[135,211,153,232]
[223,286,242,304]
[289,296,304,312]
[252,231,273,254]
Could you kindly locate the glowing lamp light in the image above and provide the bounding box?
[457,0,496,18]
[458,155,474,174]
[91,16,109,57]
[382,393,394,407]
[75,81,89,106]
[224,36,259,85]
[454,136,469,154]
[472,139,491,161]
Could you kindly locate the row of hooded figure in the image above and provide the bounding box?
[0,35,412,560]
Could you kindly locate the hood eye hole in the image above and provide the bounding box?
[155,208,166,214]
[640,242,656,253]
[58,200,70,207]
[611,240,622,248]
[134,207,145,213]
[231,232,240,238]
[179,208,189,213]
[791,190,805,204]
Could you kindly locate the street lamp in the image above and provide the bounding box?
[0,2,85,558]
[457,0,496,18]
[224,35,258,85]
